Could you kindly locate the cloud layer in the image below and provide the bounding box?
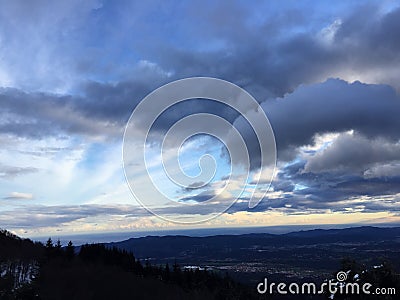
[1,1,400,233]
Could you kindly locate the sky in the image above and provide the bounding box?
[1,0,400,237]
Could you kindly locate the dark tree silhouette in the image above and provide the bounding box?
[65,241,75,260]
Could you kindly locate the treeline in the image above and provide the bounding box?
[1,232,258,300]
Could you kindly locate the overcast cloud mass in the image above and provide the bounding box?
[1,0,400,236]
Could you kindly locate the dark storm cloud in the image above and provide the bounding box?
[266,79,400,151]
[80,76,166,121]
[229,79,400,165]
[0,88,101,139]
[2,3,400,146]
[0,79,241,141]
[0,79,159,139]
[334,5,400,70]
[146,3,400,98]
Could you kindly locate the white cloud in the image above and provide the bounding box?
[3,192,33,200]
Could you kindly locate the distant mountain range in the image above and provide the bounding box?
[108,226,400,258]
[107,226,400,284]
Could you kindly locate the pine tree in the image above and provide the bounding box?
[65,241,74,260]
[45,237,54,259]
[55,239,61,250]
[45,238,53,249]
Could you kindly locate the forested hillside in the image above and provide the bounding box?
[0,229,255,300]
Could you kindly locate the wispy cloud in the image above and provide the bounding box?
[0,163,38,179]
[3,192,34,200]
